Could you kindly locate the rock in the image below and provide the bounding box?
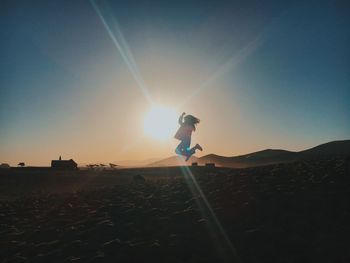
[197,218,207,224]
[133,175,146,183]
[102,238,122,253]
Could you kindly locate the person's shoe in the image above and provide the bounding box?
[195,144,203,151]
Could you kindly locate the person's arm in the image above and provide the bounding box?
[178,112,185,125]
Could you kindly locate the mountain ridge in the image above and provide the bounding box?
[149,140,350,168]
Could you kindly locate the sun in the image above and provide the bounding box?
[144,106,178,140]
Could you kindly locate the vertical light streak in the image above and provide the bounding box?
[90,0,153,105]
[177,157,241,262]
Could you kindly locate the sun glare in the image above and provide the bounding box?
[144,106,178,140]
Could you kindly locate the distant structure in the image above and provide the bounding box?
[18,162,25,167]
[0,163,10,169]
[51,156,78,170]
[109,163,118,169]
[191,162,198,166]
[86,164,96,170]
[205,163,215,167]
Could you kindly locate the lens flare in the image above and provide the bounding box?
[90,0,153,105]
[177,158,241,262]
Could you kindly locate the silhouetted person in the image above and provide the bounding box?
[174,112,203,161]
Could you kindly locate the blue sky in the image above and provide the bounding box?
[0,0,349,165]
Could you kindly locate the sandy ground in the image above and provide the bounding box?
[1,157,349,263]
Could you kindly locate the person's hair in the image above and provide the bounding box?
[184,115,200,130]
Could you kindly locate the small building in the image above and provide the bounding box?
[191,162,198,166]
[51,156,78,170]
[205,163,215,167]
[0,163,10,169]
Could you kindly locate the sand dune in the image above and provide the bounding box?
[151,140,350,168]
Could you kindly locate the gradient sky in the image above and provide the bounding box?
[1,0,349,166]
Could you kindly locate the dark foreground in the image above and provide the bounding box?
[1,158,349,263]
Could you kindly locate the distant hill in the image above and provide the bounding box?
[149,140,350,168]
[299,140,350,156]
[198,149,297,168]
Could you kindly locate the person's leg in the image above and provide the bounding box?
[186,144,203,160]
[192,143,203,154]
[186,146,197,160]
[189,147,196,156]
[195,144,203,151]
[184,138,194,161]
[175,141,184,155]
[175,140,189,156]
[176,138,196,161]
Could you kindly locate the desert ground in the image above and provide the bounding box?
[1,157,349,263]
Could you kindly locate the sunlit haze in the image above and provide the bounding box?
[0,1,349,166]
[144,106,178,141]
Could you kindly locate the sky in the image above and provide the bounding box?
[1,0,349,166]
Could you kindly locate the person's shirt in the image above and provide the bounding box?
[174,123,194,140]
